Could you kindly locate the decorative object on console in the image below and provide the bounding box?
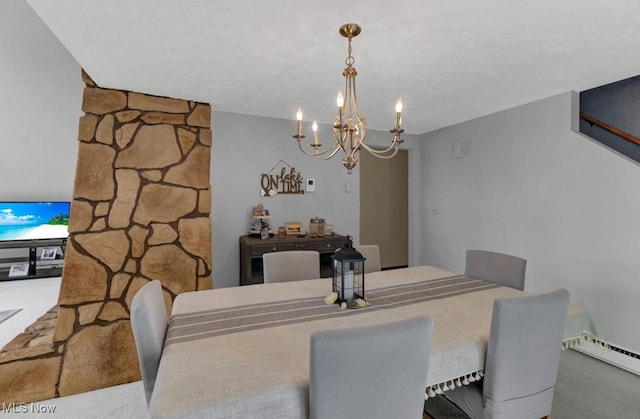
[252,204,265,217]
[248,203,272,237]
[308,217,326,238]
[260,228,269,240]
[40,248,57,260]
[332,235,366,304]
[325,224,334,235]
[8,263,29,278]
[285,222,303,236]
[292,23,404,174]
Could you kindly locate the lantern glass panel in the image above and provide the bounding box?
[333,258,365,302]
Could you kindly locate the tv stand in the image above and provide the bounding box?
[0,238,66,280]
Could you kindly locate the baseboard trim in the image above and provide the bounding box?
[575,341,640,376]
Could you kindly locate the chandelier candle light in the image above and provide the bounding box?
[293,23,404,174]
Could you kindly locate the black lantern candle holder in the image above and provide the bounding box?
[332,235,366,303]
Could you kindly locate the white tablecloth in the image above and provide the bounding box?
[149,265,595,419]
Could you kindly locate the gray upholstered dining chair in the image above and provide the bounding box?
[441,288,570,419]
[356,244,382,273]
[130,280,168,406]
[465,249,527,290]
[262,250,320,283]
[310,316,433,419]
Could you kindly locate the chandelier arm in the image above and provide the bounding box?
[347,78,368,150]
[351,77,365,122]
[359,143,401,159]
[349,142,360,162]
[348,130,359,158]
[359,141,401,157]
[357,119,367,145]
[333,125,349,153]
[320,145,344,160]
[296,135,346,160]
[296,140,319,156]
[296,139,337,157]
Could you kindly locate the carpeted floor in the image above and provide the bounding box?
[1,348,637,418]
[424,349,640,419]
[551,348,640,419]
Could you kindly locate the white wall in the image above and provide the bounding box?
[1,0,424,289]
[211,111,422,288]
[1,0,82,200]
[420,92,640,352]
[0,0,81,261]
[4,0,429,291]
[1,1,422,289]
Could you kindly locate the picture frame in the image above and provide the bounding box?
[41,247,57,260]
[285,222,303,236]
[8,263,29,278]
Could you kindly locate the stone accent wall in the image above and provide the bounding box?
[0,70,212,403]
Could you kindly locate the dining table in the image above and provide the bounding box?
[148,265,598,419]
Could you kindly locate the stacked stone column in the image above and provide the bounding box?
[0,70,212,402]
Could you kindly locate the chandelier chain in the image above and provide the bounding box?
[345,37,355,67]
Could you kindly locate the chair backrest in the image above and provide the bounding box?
[130,280,168,406]
[465,249,527,290]
[262,250,320,283]
[310,316,433,419]
[482,289,570,419]
[356,244,381,273]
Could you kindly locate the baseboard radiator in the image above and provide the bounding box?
[575,338,640,376]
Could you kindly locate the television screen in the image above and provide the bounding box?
[0,202,70,242]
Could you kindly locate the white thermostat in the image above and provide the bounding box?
[306,178,316,192]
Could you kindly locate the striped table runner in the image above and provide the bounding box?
[165,274,499,346]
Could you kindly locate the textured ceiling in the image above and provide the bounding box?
[26,0,640,135]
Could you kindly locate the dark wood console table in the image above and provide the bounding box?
[239,234,346,286]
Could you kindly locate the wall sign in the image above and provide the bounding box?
[261,160,305,196]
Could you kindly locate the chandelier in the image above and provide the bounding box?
[292,23,404,174]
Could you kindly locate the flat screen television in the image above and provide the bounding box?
[0,202,70,242]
